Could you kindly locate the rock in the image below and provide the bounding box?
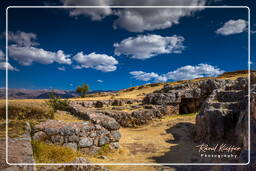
[68,135,80,142]
[100,118,120,130]
[195,77,248,142]
[59,126,76,136]
[99,136,110,146]
[95,101,104,108]
[51,135,64,145]
[44,128,58,136]
[109,130,121,142]
[112,99,124,106]
[63,142,77,150]
[109,142,119,149]
[79,137,93,147]
[32,131,47,141]
[0,122,36,170]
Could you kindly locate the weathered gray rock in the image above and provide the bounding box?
[109,130,121,142]
[79,137,94,147]
[44,127,58,136]
[195,77,248,143]
[99,136,110,146]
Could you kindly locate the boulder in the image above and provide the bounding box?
[79,137,94,148]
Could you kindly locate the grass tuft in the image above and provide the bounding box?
[32,141,83,163]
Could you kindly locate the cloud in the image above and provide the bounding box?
[0,62,19,71]
[58,66,66,71]
[216,19,247,35]
[8,31,39,47]
[0,50,5,61]
[113,0,207,32]
[0,50,18,71]
[129,71,162,81]
[114,34,184,60]
[73,52,118,72]
[9,45,72,66]
[60,0,112,20]
[59,0,212,32]
[130,64,224,82]
[96,79,104,83]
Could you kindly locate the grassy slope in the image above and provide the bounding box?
[70,70,249,101]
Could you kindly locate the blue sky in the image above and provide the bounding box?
[0,0,255,91]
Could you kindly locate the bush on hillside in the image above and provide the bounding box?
[45,92,70,112]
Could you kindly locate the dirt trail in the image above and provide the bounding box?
[92,115,198,171]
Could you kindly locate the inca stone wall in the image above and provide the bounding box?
[32,120,121,154]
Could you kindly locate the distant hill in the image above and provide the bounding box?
[0,88,79,99]
[0,88,118,99]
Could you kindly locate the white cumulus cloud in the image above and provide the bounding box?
[73,52,118,72]
[0,62,19,71]
[113,0,207,32]
[59,0,212,32]
[216,19,247,35]
[9,45,71,66]
[114,34,184,60]
[60,0,112,20]
[0,50,18,71]
[130,64,224,82]
[8,31,39,47]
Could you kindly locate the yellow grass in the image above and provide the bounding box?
[53,111,83,122]
[32,141,84,163]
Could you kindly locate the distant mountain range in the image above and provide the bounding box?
[0,88,80,99]
[0,88,117,99]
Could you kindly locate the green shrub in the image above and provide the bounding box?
[45,92,70,112]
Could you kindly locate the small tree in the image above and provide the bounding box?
[76,84,89,97]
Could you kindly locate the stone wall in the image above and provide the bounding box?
[32,120,121,154]
[71,99,141,108]
[68,101,178,128]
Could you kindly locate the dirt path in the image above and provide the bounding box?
[92,115,198,171]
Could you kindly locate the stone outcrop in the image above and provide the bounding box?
[32,120,121,154]
[0,122,36,171]
[143,79,236,114]
[195,77,248,143]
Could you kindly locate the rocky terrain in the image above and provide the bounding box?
[0,71,255,170]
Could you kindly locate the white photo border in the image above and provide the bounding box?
[5,6,251,166]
